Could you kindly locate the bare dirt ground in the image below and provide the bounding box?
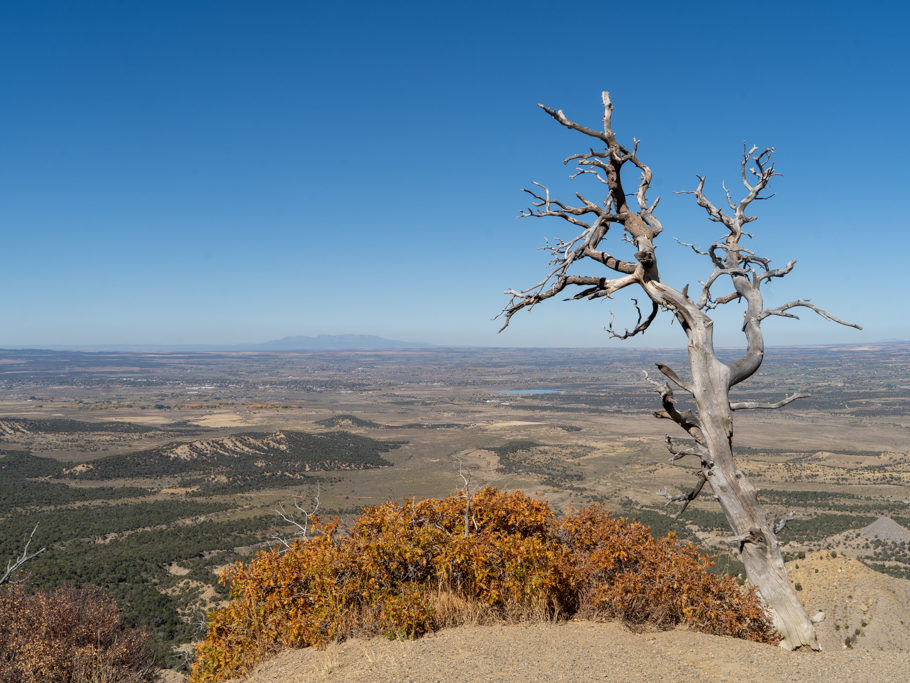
[190,413,256,428]
[233,552,910,683]
[238,622,905,683]
[484,420,547,429]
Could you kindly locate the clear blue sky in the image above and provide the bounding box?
[1,1,906,348]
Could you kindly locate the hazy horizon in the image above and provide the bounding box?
[3,334,907,353]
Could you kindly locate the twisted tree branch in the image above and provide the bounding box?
[605,299,658,339]
[657,471,708,518]
[757,300,862,329]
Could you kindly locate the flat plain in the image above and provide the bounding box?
[1,343,908,668]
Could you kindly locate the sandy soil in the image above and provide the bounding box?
[109,415,175,425]
[485,421,546,429]
[239,621,907,682]
[189,413,254,428]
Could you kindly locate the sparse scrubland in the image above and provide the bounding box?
[0,346,908,678]
[191,488,775,682]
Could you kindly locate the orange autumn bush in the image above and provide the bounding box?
[192,488,776,682]
[0,584,154,683]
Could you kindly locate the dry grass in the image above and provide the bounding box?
[424,588,562,629]
[317,642,341,676]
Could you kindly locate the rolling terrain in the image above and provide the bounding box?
[0,343,908,671]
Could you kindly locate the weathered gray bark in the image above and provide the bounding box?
[498,92,860,650]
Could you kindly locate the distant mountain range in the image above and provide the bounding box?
[11,335,434,352]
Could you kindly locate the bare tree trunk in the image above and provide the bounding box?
[687,336,819,649]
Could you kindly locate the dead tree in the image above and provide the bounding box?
[1,523,45,585]
[272,484,321,551]
[498,92,860,650]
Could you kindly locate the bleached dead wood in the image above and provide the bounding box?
[0,523,45,585]
[273,484,320,550]
[498,92,862,650]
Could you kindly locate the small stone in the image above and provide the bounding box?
[811,611,826,624]
[860,604,868,612]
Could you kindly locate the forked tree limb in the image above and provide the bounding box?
[696,266,746,309]
[678,176,736,229]
[453,455,483,537]
[757,259,796,283]
[657,471,708,518]
[273,485,321,549]
[664,435,709,462]
[704,291,742,311]
[0,524,45,585]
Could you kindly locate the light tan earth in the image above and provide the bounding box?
[109,415,175,425]
[237,621,906,682]
[190,413,255,428]
[225,552,910,682]
[787,551,910,652]
[485,421,547,429]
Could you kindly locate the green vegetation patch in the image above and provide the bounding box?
[314,414,462,430]
[759,488,907,515]
[619,507,697,543]
[863,561,910,581]
[67,430,401,481]
[492,440,590,487]
[784,513,877,541]
[0,480,150,508]
[676,506,730,532]
[0,449,64,477]
[15,515,276,665]
[392,422,463,429]
[0,416,156,435]
[759,489,867,505]
[0,499,233,556]
[315,414,382,428]
[0,450,151,508]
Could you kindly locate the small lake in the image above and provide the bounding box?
[492,389,564,395]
